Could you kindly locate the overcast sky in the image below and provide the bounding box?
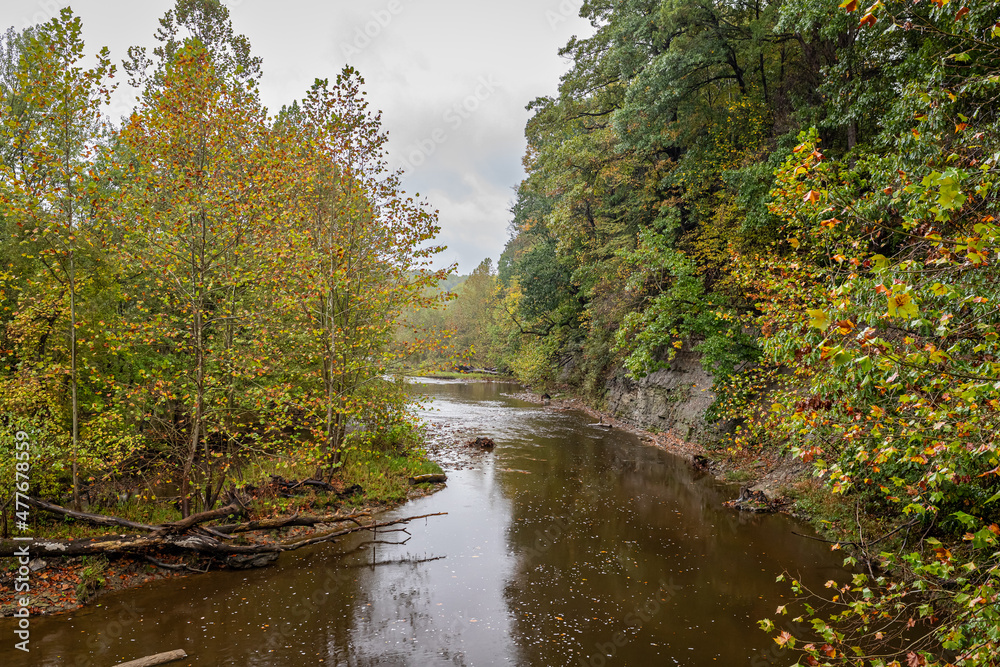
[3,0,593,273]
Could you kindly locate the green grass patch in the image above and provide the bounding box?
[341,449,443,504]
[724,469,754,483]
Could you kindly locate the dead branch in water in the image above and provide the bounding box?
[0,494,447,567]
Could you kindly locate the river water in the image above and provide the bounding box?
[4,379,846,666]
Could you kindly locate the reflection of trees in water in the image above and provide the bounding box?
[498,410,846,666]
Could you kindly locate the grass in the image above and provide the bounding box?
[19,443,445,541]
[75,556,109,601]
[724,469,754,483]
[342,449,443,504]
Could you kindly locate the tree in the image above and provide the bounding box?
[124,0,261,93]
[744,2,1000,663]
[0,9,116,508]
[117,40,270,517]
[285,69,450,481]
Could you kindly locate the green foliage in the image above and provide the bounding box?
[0,2,450,519]
[741,2,1000,663]
[75,556,108,601]
[453,0,1000,662]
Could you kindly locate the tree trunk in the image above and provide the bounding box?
[182,301,205,519]
[69,249,80,511]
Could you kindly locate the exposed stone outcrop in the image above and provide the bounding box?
[605,351,723,443]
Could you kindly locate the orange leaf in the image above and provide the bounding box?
[804,190,821,204]
[840,0,859,11]
[859,13,877,28]
[956,6,969,19]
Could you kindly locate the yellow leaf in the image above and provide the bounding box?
[808,309,831,331]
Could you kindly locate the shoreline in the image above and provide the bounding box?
[0,483,446,618]
[508,388,815,514]
[0,460,455,618]
[507,389,707,459]
[2,381,814,618]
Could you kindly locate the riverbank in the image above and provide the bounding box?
[0,449,451,617]
[1,380,852,666]
[509,388,822,518]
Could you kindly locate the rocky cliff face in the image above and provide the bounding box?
[605,351,721,443]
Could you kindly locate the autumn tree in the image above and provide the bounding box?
[282,70,450,481]
[0,10,116,508]
[739,2,1000,663]
[116,37,272,516]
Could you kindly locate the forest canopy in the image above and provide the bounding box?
[0,2,450,519]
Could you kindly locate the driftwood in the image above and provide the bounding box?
[113,649,188,667]
[214,511,370,534]
[409,474,447,485]
[0,511,447,558]
[24,497,157,532]
[0,494,446,564]
[23,496,247,536]
[466,437,495,450]
[692,455,712,471]
[150,498,247,536]
[724,486,779,513]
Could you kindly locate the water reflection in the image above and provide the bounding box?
[3,380,845,666]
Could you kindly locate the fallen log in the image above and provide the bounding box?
[277,512,447,551]
[409,474,447,485]
[0,512,448,558]
[24,497,156,532]
[113,649,188,667]
[214,511,370,534]
[150,499,247,536]
[24,496,247,538]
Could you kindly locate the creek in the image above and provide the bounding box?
[4,379,846,666]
